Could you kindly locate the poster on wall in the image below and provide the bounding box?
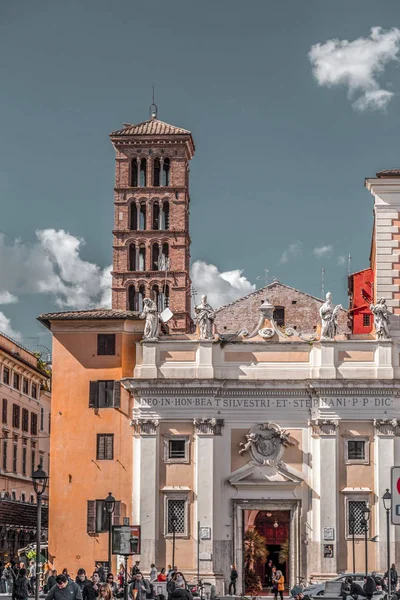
[323,544,334,558]
[323,527,335,541]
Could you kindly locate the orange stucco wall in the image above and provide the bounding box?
[48,320,141,575]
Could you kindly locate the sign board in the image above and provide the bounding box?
[323,527,335,541]
[391,467,400,524]
[112,525,141,555]
[199,526,211,540]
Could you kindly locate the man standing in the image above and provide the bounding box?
[76,569,95,600]
[228,565,238,596]
[131,563,141,579]
[47,571,57,591]
[14,569,30,600]
[129,574,149,600]
[28,561,36,597]
[46,575,83,600]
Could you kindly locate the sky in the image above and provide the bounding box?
[1,0,400,349]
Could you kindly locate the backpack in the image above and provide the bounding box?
[15,577,29,600]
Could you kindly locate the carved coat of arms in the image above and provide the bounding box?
[239,422,294,465]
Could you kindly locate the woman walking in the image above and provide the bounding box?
[274,571,284,600]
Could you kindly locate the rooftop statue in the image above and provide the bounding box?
[370,297,390,340]
[194,294,215,340]
[140,298,159,341]
[320,292,342,340]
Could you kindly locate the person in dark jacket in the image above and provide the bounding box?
[228,565,238,596]
[48,572,58,591]
[14,569,30,600]
[386,564,399,591]
[364,576,376,600]
[76,569,96,600]
[347,577,365,598]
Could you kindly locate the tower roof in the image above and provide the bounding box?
[110,118,191,137]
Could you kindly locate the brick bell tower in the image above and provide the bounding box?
[110,104,195,333]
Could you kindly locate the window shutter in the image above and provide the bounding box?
[89,382,99,408]
[107,335,116,355]
[87,500,96,533]
[113,381,121,408]
[97,435,105,460]
[97,335,106,355]
[105,435,114,460]
[114,501,121,526]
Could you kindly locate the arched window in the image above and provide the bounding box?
[139,203,146,230]
[153,158,161,187]
[152,243,160,271]
[130,202,138,231]
[138,284,145,312]
[160,243,169,271]
[152,284,160,310]
[138,245,146,271]
[159,284,170,311]
[129,243,136,271]
[128,285,136,311]
[140,159,147,187]
[161,201,170,230]
[274,306,285,327]
[131,160,138,187]
[162,158,170,186]
[153,202,160,230]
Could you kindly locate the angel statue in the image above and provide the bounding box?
[370,297,390,339]
[140,298,159,341]
[320,292,342,340]
[194,294,215,340]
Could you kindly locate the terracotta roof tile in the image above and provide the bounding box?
[38,308,141,329]
[110,118,191,136]
[376,169,400,178]
[0,499,48,528]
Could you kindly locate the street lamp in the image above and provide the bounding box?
[32,464,48,600]
[171,513,178,570]
[383,489,392,598]
[105,492,116,575]
[361,506,371,577]
[349,516,356,573]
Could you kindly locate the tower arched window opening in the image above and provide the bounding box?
[139,203,147,230]
[153,202,160,230]
[128,285,137,311]
[152,284,160,310]
[152,243,160,271]
[129,243,136,271]
[138,245,146,271]
[153,158,161,187]
[138,284,145,312]
[162,158,170,186]
[130,202,138,231]
[160,243,169,271]
[161,201,170,230]
[140,159,147,187]
[131,160,138,187]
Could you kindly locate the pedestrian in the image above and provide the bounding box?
[96,565,106,584]
[117,565,125,589]
[131,563,141,579]
[62,569,71,582]
[364,576,376,600]
[105,574,119,598]
[45,574,83,600]
[76,569,95,600]
[92,573,101,598]
[2,563,13,594]
[48,571,58,591]
[28,561,36,597]
[14,568,30,600]
[129,573,149,600]
[228,565,238,596]
[386,564,398,591]
[0,562,4,594]
[169,574,192,600]
[44,565,53,592]
[274,570,284,600]
[149,565,157,583]
[157,569,167,583]
[98,585,112,600]
[265,560,273,588]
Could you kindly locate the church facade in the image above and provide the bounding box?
[40,110,400,592]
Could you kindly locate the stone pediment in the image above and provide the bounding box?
[228,460,304,487]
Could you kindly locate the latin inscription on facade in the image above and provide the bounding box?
[139,396,394,409]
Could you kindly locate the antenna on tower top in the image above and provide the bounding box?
[150,84,158,120]
[348,253,352,275]
[321,267,325,298]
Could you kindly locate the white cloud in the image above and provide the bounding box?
[191,260,255,309]
[0,312,21,340]
[279,241,302,264]
[0,291,18,305]
[0,230,112,310]
[337,255,347,266]
[309,27,400,111]
[313,245,333,257]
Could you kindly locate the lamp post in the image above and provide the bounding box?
[171,514,178,570]
[383,489,392,598]
[361,506,371,578]
[32,464,48,600]
[349,516,356,573]
[105,492,116,575]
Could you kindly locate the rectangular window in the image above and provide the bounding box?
[21,492,26,502]
[13,373,20,391]
[2,441,7,471]
[22,409,29,432]
[348,500,367,536]
[166,497,187,535]
[363,313,371,327]
[40,407,44,431]
[22,378,29,395]
[11,491,16,501]
[12,404,20,429]
[3,367,9,385]
[31,413,38,436]
[87,500,121,534]
[31,450,35,476]
[95,500,109,533]
[30,494,34,503]
[31,384,37,399]
[348,440,365,461]
[97,334,116,356]
[97,434,114,460]
[22,447,27,476]
[164,436,189,464]
[13,444,17,473]
[2,399,7,425]
[169,439,186,459]
[89,381,121,409]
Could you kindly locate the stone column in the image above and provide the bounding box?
[194,419,224,584]
[160,158,164,187]
[131,418,159,570]
[310,419,338,575]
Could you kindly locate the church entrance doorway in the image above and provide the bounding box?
[244,509,290,594]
